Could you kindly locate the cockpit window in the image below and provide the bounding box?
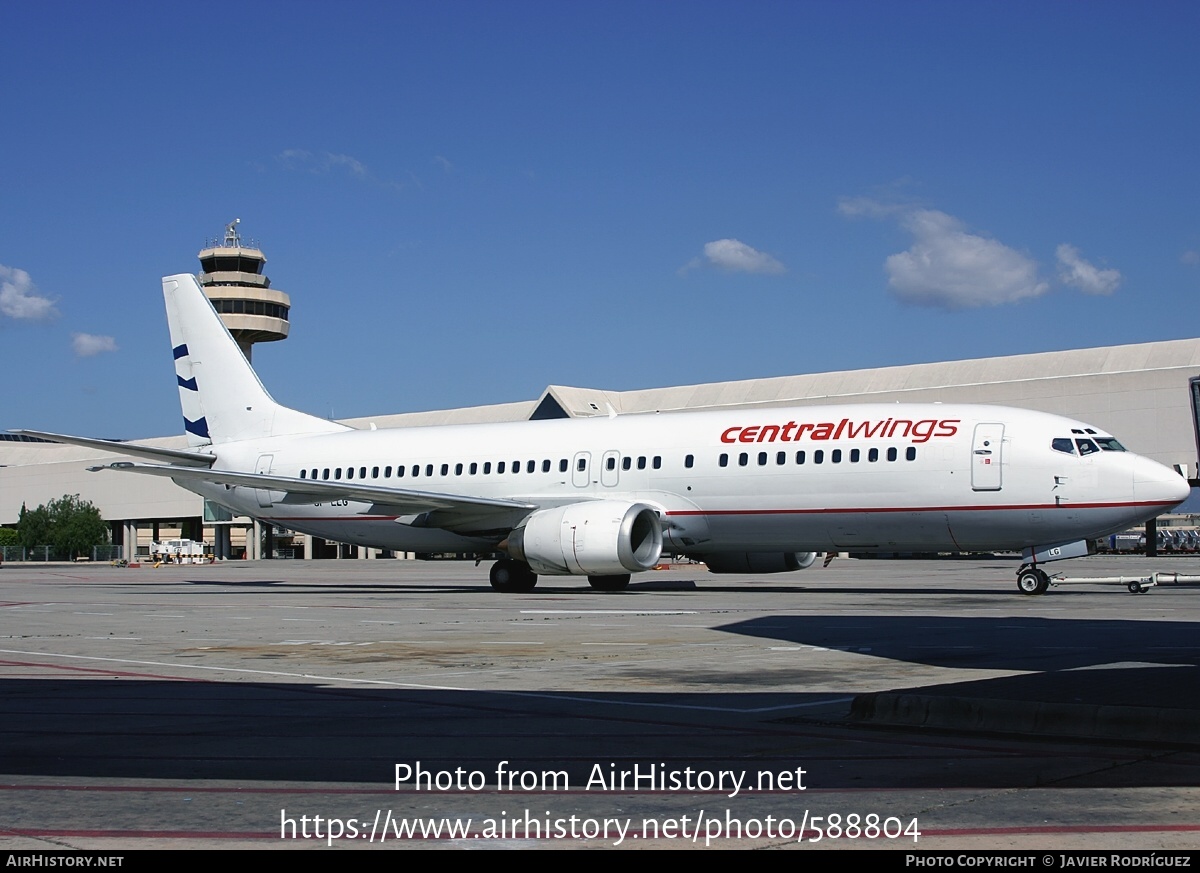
[1094,437,1126,452]
[1052,438,1075,454]
[1076,439,1099,455]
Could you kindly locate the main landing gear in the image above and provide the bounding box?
[1016,564,1051,596]
[489,558,538,592]
[487,561,632,592]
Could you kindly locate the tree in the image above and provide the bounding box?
[17,502,51,550]
[18,495,108,558]
[0,528,18,548]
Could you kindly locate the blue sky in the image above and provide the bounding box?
[2,0,1197,439]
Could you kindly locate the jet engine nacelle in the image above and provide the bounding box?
[506,500,664,576]
[701,551,818,574]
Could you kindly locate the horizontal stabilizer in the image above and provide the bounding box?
[11,430,216,467]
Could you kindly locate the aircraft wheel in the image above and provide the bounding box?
[1016,568,1050,596]
[490,559,538,592]
[588,574,631,592]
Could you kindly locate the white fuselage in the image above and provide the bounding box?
[184,402,1188,558]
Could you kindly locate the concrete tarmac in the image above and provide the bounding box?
[2,555,1199,851]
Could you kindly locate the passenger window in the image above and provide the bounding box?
[346,467,354,480]
[622,457,631,471]
[360,467,367,479]
[425,464,433,477]
[814,450,824,464]
[868,448,878,462]
[372,466,379,479]
[300,469,306,479]
[887,448,897,462]
[577,458,586,472]
[384,466,392,478]
[498,461,506,474]
[1052,438,1075,454]
[850,449,860,463]
[758,451,767,466]
[906,447,917,461]
[441,464,449,476]
[527,460,536,473]
[606,457,616,470]
[685,454,694,469]
[335,468,342,479]
[776,451,786,465]
[653,456,661,469]
[831,449,842,463]
[455,463,463,475]
[738,453,748,466]
[637,456,647,470]
[323,468,330,480]
[484,462,491,474]
[542,459,551,473]
[795,451,805,465]
[719,453,729,467]
[470,462,478,475]
[559,459,568,472]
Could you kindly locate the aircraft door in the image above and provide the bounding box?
[971,424,1004,491]
[572,452,591,488]
[600,451,620,488]
[254,454,275,507]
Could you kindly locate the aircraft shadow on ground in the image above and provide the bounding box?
[147,577,1019,597]
[718,614,1200,672]
[4,612,1199,789]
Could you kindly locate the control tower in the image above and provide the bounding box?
[197,219,290,361]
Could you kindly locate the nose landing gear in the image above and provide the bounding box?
[1016,565,1051,595]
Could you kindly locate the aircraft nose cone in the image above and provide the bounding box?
[1134,457,1191,509]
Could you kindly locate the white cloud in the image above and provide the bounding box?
[325,152,368,178]
[276,149,401,190]
[0,264,59,320]
[72,333,118,357]
[883,210,1049,309]
[836,196,904,219]
[1056,244,1121,296]
[1181,250,1200,266]
[278,148,364,176]
[688,238,786,275]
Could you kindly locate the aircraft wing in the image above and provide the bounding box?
[11,430,217,468]
[88,462,537,533]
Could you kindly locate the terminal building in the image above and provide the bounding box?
[3,228,1200,560]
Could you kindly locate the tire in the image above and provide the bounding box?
[1016,568,1050,596]
[588,574,631,592]
[490,559,538,592]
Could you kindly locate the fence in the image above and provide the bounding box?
[0,545,126,562]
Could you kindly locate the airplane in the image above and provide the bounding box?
[15,274,1190,596]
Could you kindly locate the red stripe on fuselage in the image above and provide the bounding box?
[664,499,1177,517]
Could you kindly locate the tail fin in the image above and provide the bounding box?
[163,274,350,445]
